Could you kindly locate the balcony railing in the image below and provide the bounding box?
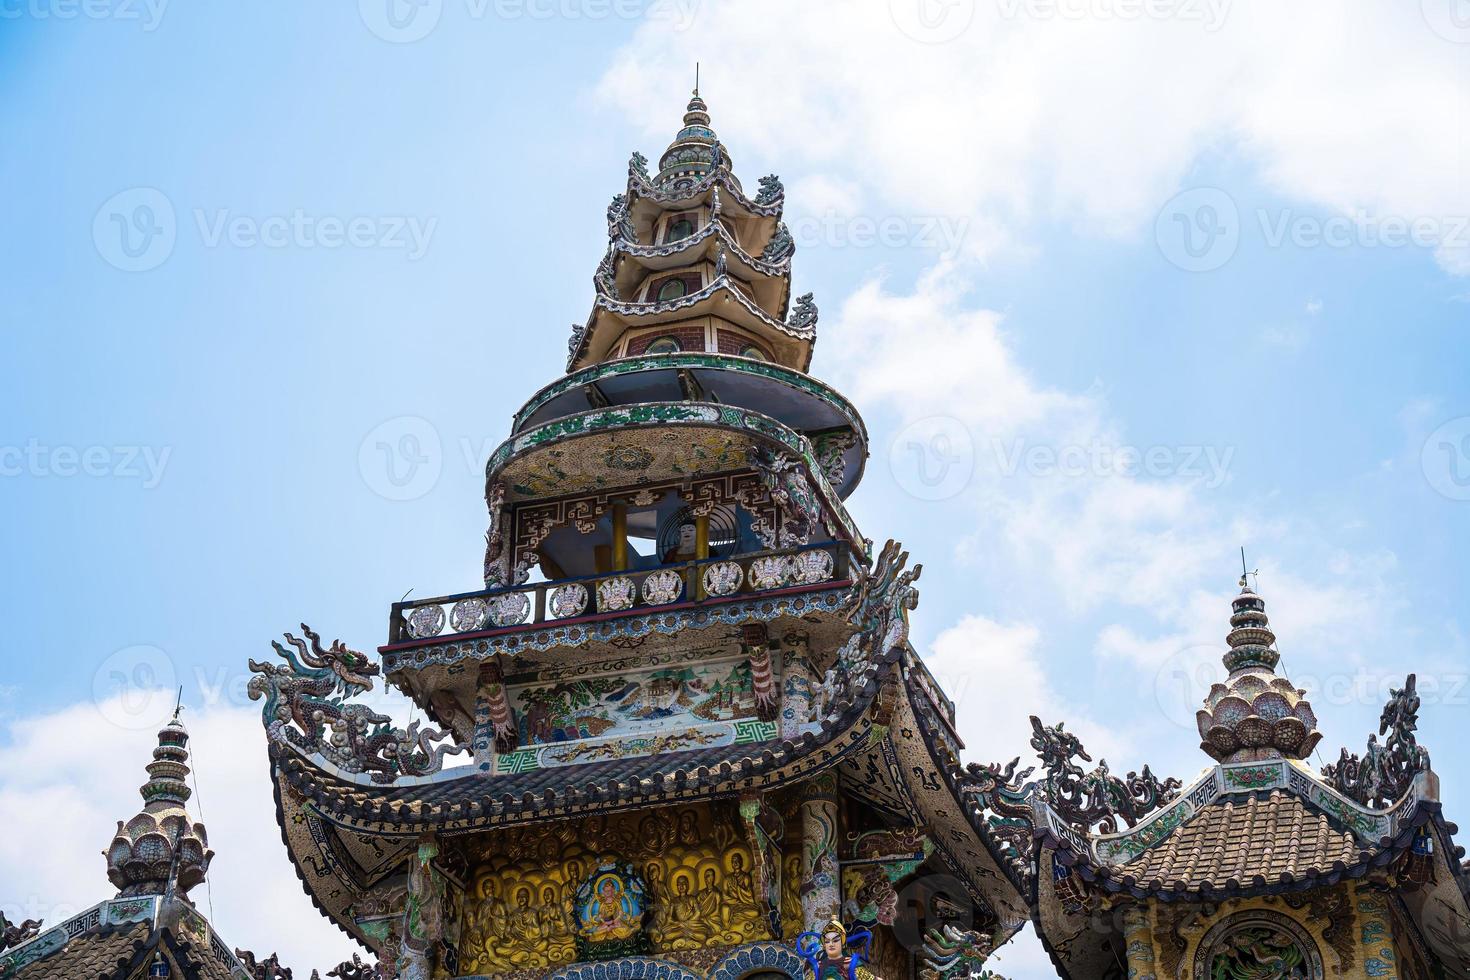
[386,541,856,646]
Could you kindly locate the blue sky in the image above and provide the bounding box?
[1,1,1468,972]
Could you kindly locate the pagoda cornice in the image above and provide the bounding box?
[513,351,865,445]
[483,400,862,548]
[607,211,792,284]
[572,275,815,372]
[622,164,783,223]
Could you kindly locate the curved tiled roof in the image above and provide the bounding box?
[1102,790,1368,892]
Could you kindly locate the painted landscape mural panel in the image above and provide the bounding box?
[510,659,758,747]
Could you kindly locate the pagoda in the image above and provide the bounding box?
[1012,578,1470,979]
[0,710,255,980]
[246,89,1031,979]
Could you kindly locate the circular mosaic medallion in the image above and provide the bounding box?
[449,598,488,633]
[641,569,682,605]
[792,548,835,584]
[702,561,743,597]
[550,583,589,619]
[597,575,637,612]
[488,592,530,627]
[406,604,445,639]
[748,555,791,591]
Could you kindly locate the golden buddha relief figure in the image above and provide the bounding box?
[652,868,715,950]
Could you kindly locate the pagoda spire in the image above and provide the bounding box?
[654,77,730,189]
[1196,566,1322,763]
[104,705,214,898]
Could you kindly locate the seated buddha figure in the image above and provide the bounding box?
[652,873,715,951]
[578,874,640,943]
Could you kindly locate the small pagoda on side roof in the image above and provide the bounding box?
[0,711,253,980]
[244,87,1031,979]
[1010,576,1470,979]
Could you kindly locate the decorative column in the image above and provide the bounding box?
[799,773,840,930]
[743,624,778,723]
[1357,885,1400,979]
[780,632,816,741]
[398,836,445,980]
[472,661,515,772]
[1120,904,1157,980]
[740,791,784,939]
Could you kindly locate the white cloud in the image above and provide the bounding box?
[925,614,1129,767]
[0,695,360,974]
[598,2,1470,273]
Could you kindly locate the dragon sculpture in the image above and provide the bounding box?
[755,173,784,205]
[961,757,1039,881]
[236,950,293,980]
[787,291,819,334]
[761,222,795,263]
[0,913,41,953]
[629,150,649,181]
[1324,673,1431,808]
[918,924,1006,980]
[1029,716,1181,835]
[747,446,827,547]
[247,625,464,783]
[844,540,921,661]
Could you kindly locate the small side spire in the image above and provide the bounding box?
[1197,561,1322,764]
[104,705,213,898]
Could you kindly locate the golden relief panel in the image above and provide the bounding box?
[456,804,772,974]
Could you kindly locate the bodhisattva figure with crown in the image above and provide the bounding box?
[797,920,875,980]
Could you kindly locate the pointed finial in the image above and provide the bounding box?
[174,686,184,720]
[694,62,700,97]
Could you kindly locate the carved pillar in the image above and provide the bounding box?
[397,836,444,980]
[799,773,840,930]
[1121,904,1157,980]
[472,661,515,772]
[740,791,784,939]
[742,624,778,723]
[780,632,816,740]
[1356,885,1400,979]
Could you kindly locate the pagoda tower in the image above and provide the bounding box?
[246,89,1032,979]
[1016,578,1470,979]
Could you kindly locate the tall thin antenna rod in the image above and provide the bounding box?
[694,62,700,96]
